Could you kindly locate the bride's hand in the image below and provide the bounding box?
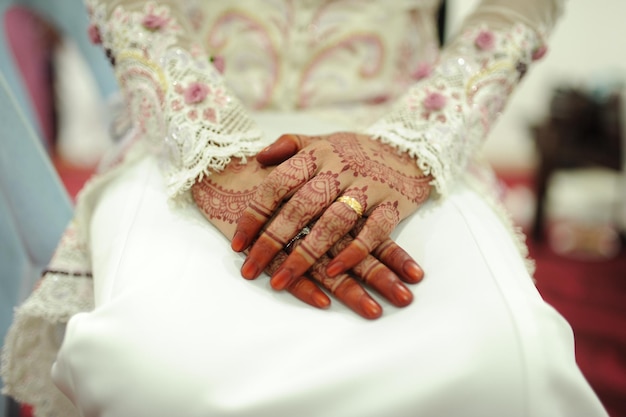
[191,155,420,319]
[232,132,432,293]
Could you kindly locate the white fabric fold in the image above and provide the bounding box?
[49,114,607,417]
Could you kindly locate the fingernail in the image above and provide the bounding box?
[276,137,298,153]
[241,259,260,280]
[231,231,248,252]
[326,261,345,277]
[313,292,331,309]
[360,297,382,319]
[403,261,424,283]
[392,283,413,306]
[271,268,293,290]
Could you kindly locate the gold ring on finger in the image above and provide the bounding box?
[336,196,364,217]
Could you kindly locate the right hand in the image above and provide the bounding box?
[191,154,421,319]
[232,133,430,295]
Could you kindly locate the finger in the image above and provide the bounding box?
[347,217,423,283]
[350,256,413,307]
[329,235,413,307]
[374,239,424,284]
[287,277,331,310]
[326,201,400,276]
[246,171,341,281]
[256,134,315,166]
[308,254,382,320]
[232,150,318,253]
[270,188,367,290]
[265,251,331,309]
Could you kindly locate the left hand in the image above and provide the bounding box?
[232,132,432,291]
[192,155,419,319]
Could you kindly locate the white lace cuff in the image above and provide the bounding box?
[87,0,270,198]
[366,22,546,196]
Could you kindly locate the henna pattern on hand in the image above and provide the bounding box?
[248,150,318,221]
[298,203,355,263]
[279,170,341,227]
[328,133,431,204]
[356,201,401,252]
[192,179,258,224]
[250,170,341,253]
[298,186,368,261]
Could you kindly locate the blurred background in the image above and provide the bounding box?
[1,0,625,416]
[450,2,626,416]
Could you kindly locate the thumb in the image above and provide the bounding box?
[256,134,314,166]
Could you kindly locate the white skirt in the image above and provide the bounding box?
[50,113,608,417]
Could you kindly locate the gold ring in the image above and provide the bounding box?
[336,196,363,217]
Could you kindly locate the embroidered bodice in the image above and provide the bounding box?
[86,0,564,197]
[185,0,441,110]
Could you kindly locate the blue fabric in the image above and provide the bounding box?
[0,0,115,411]
[0,70,74,415]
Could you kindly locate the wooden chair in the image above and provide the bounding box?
[531,86,623,241]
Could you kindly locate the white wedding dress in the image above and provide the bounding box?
[1,0,610,416]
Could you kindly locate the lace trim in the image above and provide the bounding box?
[1,278,92,417]
[161,47,269,195]
[88,0,270,198]
[366,23,545,196]
[1,222,93,417]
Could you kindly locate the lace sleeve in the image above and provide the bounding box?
[86,0,269,198]
[365,0,566,196]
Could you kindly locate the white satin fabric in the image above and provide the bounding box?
[51,114,607,417]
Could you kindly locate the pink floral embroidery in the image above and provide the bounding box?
[170,99,183,112]
[532,45,547,61]
[423,92,446,111]
[211,56,225,74]
[212,87,228,107]
[87,24,102,45]
[142,13,169,31]
[203,108,217,123]
[184,82,210,104]
[411,62,432,81]
[474,30,495,50]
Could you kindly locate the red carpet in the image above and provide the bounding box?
[530,241,626,417]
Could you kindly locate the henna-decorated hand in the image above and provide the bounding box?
[232,132,432,294]
[191,153,421,319]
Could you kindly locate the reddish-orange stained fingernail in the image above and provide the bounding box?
[241,259,260,280]
[271,137,297,155]
[231,231,248,252]
[403,261,424,283]
[313,292,331,309]
[326,260,345,277]
[392,283,413,306]
[360,298,382,319]
[271,268,293,290]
